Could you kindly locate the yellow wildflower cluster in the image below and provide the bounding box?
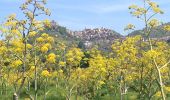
[148,1,163,14]
[112,36,141,62]
[29,31,37,37]
[47,53,56,63]
[27,44,33,49]
[0,46,7,54]
[163,25,170,31]
[43,19,51,28]
[41,70,51,77]
[11,29,20,35]
[129,0,163,19]
[58,61,66,67]
[124,24,135,30]
[129,5,146,18]
[155,91,161,97]
[66,48,84,66]
[36,33,54,53]
[41,46,48,53]
[1,0,170,99]
[89,55,107,73]
[165,86,170,92]
[36,37,44,42]
[37,33,54,43]
[11,40,25,53]
[145,50,161,59]
[149,19,160,27]
[11,60,23,68]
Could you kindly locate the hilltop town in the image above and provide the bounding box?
[48,20,170,50]
[48,20,123,49]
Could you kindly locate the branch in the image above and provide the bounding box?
[159,60,170,70]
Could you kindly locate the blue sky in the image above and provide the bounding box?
[0,0,170,34]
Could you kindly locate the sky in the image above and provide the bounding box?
[0,0,170,34]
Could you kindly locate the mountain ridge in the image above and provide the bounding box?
[128,22,170,39]
[46,20,170,50]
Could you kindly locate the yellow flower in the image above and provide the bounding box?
[41,46,48,53]
[29,31,37,37]
[27,44,32,49]
[26,12,33,19]
[47,37,54,43]
[80,74,86,79]
[129,4,138,9]
[155,91,161,97]
[24,98,30,100]
[47,53,56,63]
[132,11,142,16]
[149,2,163,14]
[149,2,157,7]
[11,29,20,35]
[43,19,51,27]
[1,28,8,33]
[52,71,58,77]
[163,25,170,31]
[48,53,56,58]
[126,76,133,82]
[66,48,84,66]
[5,21,17,27]
[149,19,159,27]
[58,61,66,67]
[36,37,44,42]
[0,46,7,54]
[21,4,27,10]
[58,69,63,73]
[98,81,105,85]
[153,7,162,13]
[12,60,23,68]
[0,41,4,46]
[14,48,23,53]
[44,9,51,16]
[165,86,170,92]
[41,33,49,38]
[124,24,135,30]
[145,50,161,59]
[41,70,51,77]
[38,27,44,31]
[44,43,52,49]
[100,68,106,73]
[30,66,35,71]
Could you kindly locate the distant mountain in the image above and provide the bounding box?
[41,20,170,52]
[42,20,80,48]
[44,20,124,51]
[128,22,170,41]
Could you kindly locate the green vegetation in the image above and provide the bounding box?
[1,0,170,100]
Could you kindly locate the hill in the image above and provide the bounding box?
[128,22,170,41]
[44,20,124,51]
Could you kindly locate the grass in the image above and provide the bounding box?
[1,85,170,100]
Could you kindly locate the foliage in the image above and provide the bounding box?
[0,0,170,100]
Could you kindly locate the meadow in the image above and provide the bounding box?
[1,0,170,100]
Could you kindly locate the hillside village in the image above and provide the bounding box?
[48,20,170,49]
